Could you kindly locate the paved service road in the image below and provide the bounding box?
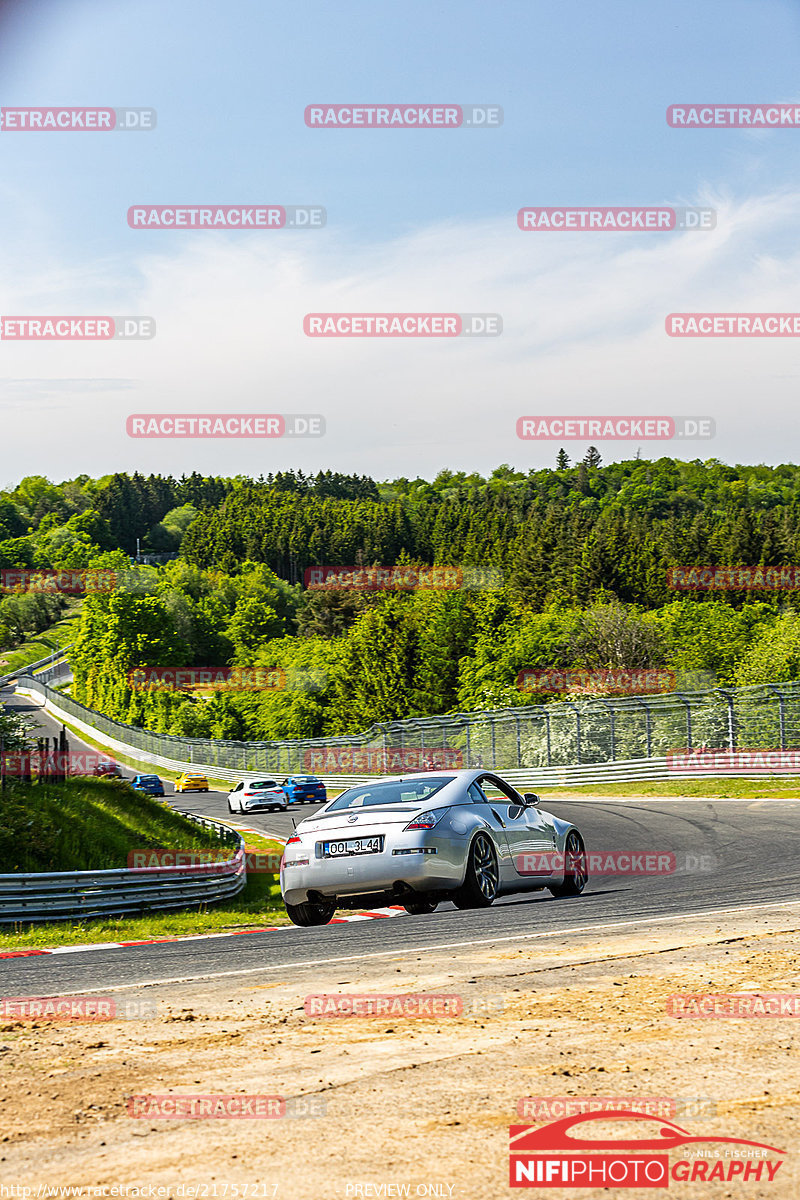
[2,685,800,994]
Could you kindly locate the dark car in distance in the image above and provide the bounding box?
[131,773,165,797]
[282,775,327,804]
[93,761,123,778]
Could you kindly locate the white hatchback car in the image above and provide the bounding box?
[227,778,287,813]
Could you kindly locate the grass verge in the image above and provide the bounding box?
[0,860,288,950]
[0,779,288,948]
[0,777,226,872]
[0,602,82,675]
[544,776,800,799]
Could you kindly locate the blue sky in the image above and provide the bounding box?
[2,0,800,483]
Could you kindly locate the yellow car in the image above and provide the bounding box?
[174,772,210,794]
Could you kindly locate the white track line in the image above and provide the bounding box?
[29,897,800,995]
[546,796,800,803]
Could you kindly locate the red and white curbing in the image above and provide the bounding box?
[0,823,408,958]
[0,906,407,958]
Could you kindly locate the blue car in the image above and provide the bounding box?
[282,775,327,805]
[131,773,165,797]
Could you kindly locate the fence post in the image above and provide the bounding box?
[644,700,652,758]
[766,685,786,750]
[561,702,581,765]
[595,700,615,761]
[714,689,737,751]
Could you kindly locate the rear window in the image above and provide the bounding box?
[249,780,279,789]
[293,776,319,784]
[140,776,159,783]
[328,777,453,810]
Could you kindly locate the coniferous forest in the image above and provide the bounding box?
[4,455,800,741]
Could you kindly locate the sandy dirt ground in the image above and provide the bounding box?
[0,904,798,1199]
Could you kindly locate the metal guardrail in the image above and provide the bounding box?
[0,813,246,924]
[14,671,800,777]
[0,646,72,689]
[15,682,800,796]
[30,659,73,686]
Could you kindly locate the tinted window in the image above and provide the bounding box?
[249,780,278,789]
[329,777,453,810]
[478,776,520,803]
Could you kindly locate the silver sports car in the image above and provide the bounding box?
[280,768,587,926]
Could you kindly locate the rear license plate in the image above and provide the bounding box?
[322,836,383,858]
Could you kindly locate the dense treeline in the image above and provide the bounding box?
[69,562,800,741]
[0,471,378,649]
[182,458,800,604]
[10,456,800,741]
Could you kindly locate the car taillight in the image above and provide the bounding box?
[404,810,444,831]
[286,835,302,845]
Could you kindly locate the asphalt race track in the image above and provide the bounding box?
[3,684,800,995]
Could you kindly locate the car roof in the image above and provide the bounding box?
[342,768,501,785]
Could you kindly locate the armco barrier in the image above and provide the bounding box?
[0,646,72,689]
[0,814,245,924]
[14,673,800,791]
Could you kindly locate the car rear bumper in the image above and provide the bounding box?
[280,831,464,905]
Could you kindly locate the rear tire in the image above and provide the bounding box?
[453,833,499,909]
[285,899,337,927]
[549,830,588,897]
[403,899,439,915]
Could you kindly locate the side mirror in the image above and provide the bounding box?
[523,792,541,807]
